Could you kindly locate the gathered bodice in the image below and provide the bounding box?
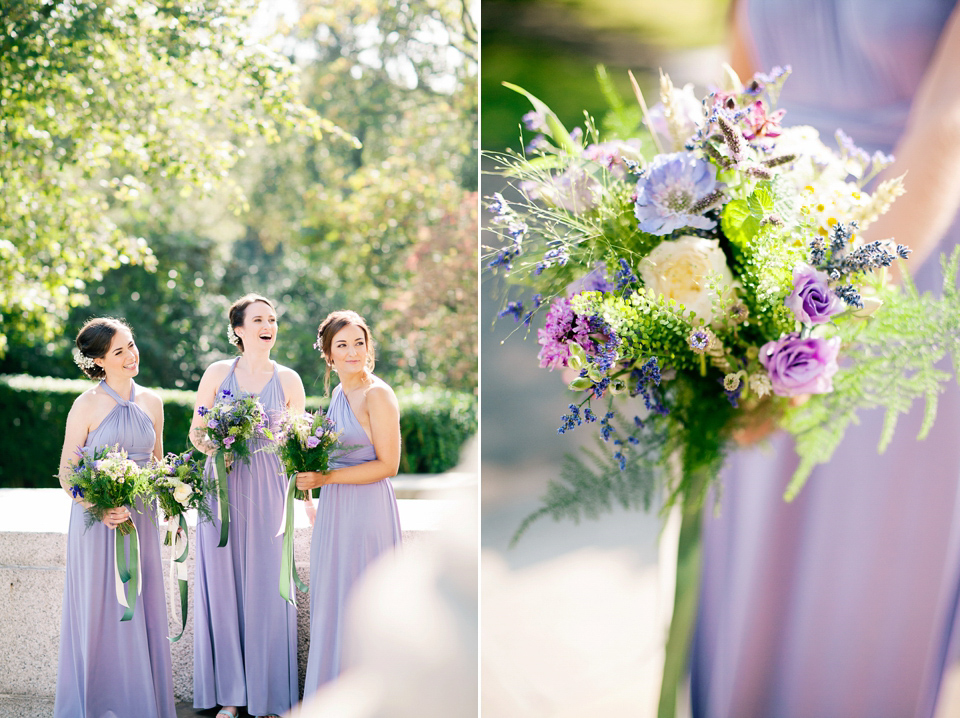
[327,385,378,469]
[85,381,155,465]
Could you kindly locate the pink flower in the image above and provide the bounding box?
[742,100,785,140]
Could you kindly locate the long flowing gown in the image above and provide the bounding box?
[691,2,960,717]
[193,358,298,715]
[302,383,403,699]
[54,380,176,718]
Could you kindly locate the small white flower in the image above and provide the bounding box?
[749,373,773,398]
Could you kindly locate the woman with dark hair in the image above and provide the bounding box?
[54,317,175,718]
[296,309,403,699]
[190,294,306,718]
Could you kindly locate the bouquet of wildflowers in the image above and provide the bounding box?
[69,443,151,621]
[275,409,343,500]
[197,388,273,462]
[272,409,344,604]
[148,448,213,531]
[144,447,212,641]
[196,388,274,547]
[486,65,960,715]
[69,444,149,536]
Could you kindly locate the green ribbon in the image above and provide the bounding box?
[114,522,140,622]
[168,513,189,643]
[214,451,230,548]
[278,472,308,605]
[657,468,708,718]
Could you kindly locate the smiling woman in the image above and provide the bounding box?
[189,293,307,718]
[55,316,174,717]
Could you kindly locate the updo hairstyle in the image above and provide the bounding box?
[315,310,375,394]
[75,317,133,380]
[228,293,276,352]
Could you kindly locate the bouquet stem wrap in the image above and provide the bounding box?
[166,514,189,642]
[213,451,230,548]
[658,466,708,718]
[114,520,141,622]
[276,472,309,605]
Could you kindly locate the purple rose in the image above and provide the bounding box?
[306,435,321,449]
[760,332,841,396]
[223,436,235,448]
[785,264,845,325]
[206,418,219,430]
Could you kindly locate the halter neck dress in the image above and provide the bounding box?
[302,382,402,698]
[54,380,176,718]
[192,358,298,715]
[691,2,960,717]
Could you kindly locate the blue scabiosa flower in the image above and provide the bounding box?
[633,152,721,235]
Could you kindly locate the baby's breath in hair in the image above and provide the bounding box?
[73,349,97,373]
[227,325,240,346]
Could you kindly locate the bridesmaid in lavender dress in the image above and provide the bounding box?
[692,1,960,716]
[190,294,306,718]
[54,317,175,718]
[296,310,403,699]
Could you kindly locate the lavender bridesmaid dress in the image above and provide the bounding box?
[54,380,176,718]
[302,383,402,699]
[193,358,298,715]
[691,2,960,717]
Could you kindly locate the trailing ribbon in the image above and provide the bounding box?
[113,520,141,622]
[276,472,308,605]
[166,514,189,643]
[657,466,708,718]
[213,451,230,547]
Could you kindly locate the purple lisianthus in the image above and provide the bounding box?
[223,435,235,448]
[207,418,219,430]
[785,264,846,325]
[759,332,841,396]
[633,152,720,236]
[536,296,599,369]
[306,435,321,449]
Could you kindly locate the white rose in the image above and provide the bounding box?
[639,235,736,324]
[173,482,193,505]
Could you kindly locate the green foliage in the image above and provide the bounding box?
[511,415,665,545]
[0,374,476,487]
[782,248,960,498]
[0,0,343,354]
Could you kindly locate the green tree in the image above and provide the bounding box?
[0,0,344,355]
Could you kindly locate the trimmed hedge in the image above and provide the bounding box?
[0,374,477,488]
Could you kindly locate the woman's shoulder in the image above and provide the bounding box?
[202,359,236,380]
[136,385,164,408]
[363,375,398,406]
[72,385,104,410]
[275,363,303,381]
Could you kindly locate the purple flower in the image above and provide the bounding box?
[306,436,321,449]
[536,297,600,369]
[760,333,841,397]
[223,436,235,448]
[70,485,84,499]
[197,406,209,417]
[785,264,846,325]
[207,418,219,430]
[633,152,720,235]
[565,263,613,295]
